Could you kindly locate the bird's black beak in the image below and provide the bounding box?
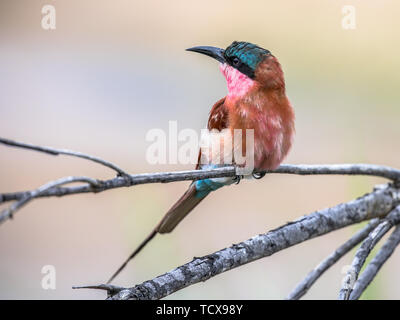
[186,46,226,63]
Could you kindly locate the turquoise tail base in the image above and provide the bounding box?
[194,179,226,198]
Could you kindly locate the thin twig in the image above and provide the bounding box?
[74,184,399,300]
[0,167,237,204]
[2,164,400,205]
[274,163,400,181]
[286,218,381,300]
[338,205,400,300]
[72,284,125,297]
[3,138,400,181]
[0,137,129,176]
[0,176,101,224]
[349,225,400,300]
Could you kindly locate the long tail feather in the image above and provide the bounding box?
[156,183,206,234]
[106,229,157,284]
[107,183,206,283]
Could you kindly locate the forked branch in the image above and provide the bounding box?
[75,184,400,300]
[2,137,400,299]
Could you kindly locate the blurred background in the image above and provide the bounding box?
[0,0,399,299]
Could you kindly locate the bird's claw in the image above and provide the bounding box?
[233,175,244,184]
[252,172,266,179]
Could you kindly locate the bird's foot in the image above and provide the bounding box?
[233,175,244,184]
[252,171,266,179]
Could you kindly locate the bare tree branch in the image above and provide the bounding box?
[0,165,239,212]
[3,137,400,299]
[0,137,129,176]
[73,184,400,300]
[286,218,381,300]
[349,225,400,300]
[1,138,400,206]
[0,176,101,224]
[0,166,237,205]
[2,164,400,204]
[72,284,125,296]
[272,163,400,181]
[1,163,399,225]
[338,205,400,300]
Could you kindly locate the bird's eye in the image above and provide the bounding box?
[232,57,240,67]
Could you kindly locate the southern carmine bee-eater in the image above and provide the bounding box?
[107,41,295,283]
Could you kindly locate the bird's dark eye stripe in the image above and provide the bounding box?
[226,55,241,66]
[237,64,255,79]
[224,55,255,78]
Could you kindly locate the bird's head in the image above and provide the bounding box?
[187,41,285,99]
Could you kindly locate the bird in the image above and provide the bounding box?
[107,41,295,283]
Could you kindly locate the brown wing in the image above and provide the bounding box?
[208,97,229,131]
[195,98,229,169]
[159,98,229,233]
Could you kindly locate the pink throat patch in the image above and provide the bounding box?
[220,63,255,100]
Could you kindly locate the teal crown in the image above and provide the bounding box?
[224,41,271,78]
